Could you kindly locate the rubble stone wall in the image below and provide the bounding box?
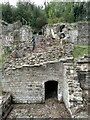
[0,21,33,55]
[76,22,90,46]
[63,63,83,118]
[20,25,32,42]
[43,22,90,46]
[76,55,90,105]
[3,61,64,103]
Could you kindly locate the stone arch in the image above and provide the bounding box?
[44,80,58,100]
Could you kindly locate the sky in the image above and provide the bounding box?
[0,0,88,6]
[0,0,52,6]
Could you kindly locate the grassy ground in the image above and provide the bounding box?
[72,45,89,58]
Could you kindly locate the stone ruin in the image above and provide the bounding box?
[0,21,90,119]
[76,22,90,46]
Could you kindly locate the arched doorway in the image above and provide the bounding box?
[45,81,58,99]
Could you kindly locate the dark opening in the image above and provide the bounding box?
[45,81,58,99]
[60,25,65,32]
[78,73,86,89]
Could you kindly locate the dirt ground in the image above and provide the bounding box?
[7,98,71,119]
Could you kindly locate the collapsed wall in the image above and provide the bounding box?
[1,21,89,118]
[42,23,77,43]
[0,21,33,56]
[42,22,90,46]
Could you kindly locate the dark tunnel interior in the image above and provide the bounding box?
[45,81,58,99]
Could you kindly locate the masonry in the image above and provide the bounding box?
[1,21,89,118]
[3,61,64,103]
[76,22,90,46]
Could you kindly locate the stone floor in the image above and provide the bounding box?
[7,98,71,119]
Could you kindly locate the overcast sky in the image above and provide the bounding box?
[0,0,52,6]
[0,0,88,6]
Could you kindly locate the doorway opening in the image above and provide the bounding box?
[45,81,58,100]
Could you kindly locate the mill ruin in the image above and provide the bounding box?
[0,21,90,119]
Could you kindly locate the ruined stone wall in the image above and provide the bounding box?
[0,21,33,55]
[42,23,76,40]
[0,21,21,35]
[19,25,32,42]
[0,22,8,55]
[43,22,90,46]
[76,22,90,46]
[76,55,90,105]
[2,61,64,103]
[62,55,89,118]
[0,22,8,35]
[63,63,83,118]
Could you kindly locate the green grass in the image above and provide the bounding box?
[69,23,77,25]
[72,45,89,58]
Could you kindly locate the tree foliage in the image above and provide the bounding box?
[0,1,89,31]
[45,2,88,23]
[1,2,47,31]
